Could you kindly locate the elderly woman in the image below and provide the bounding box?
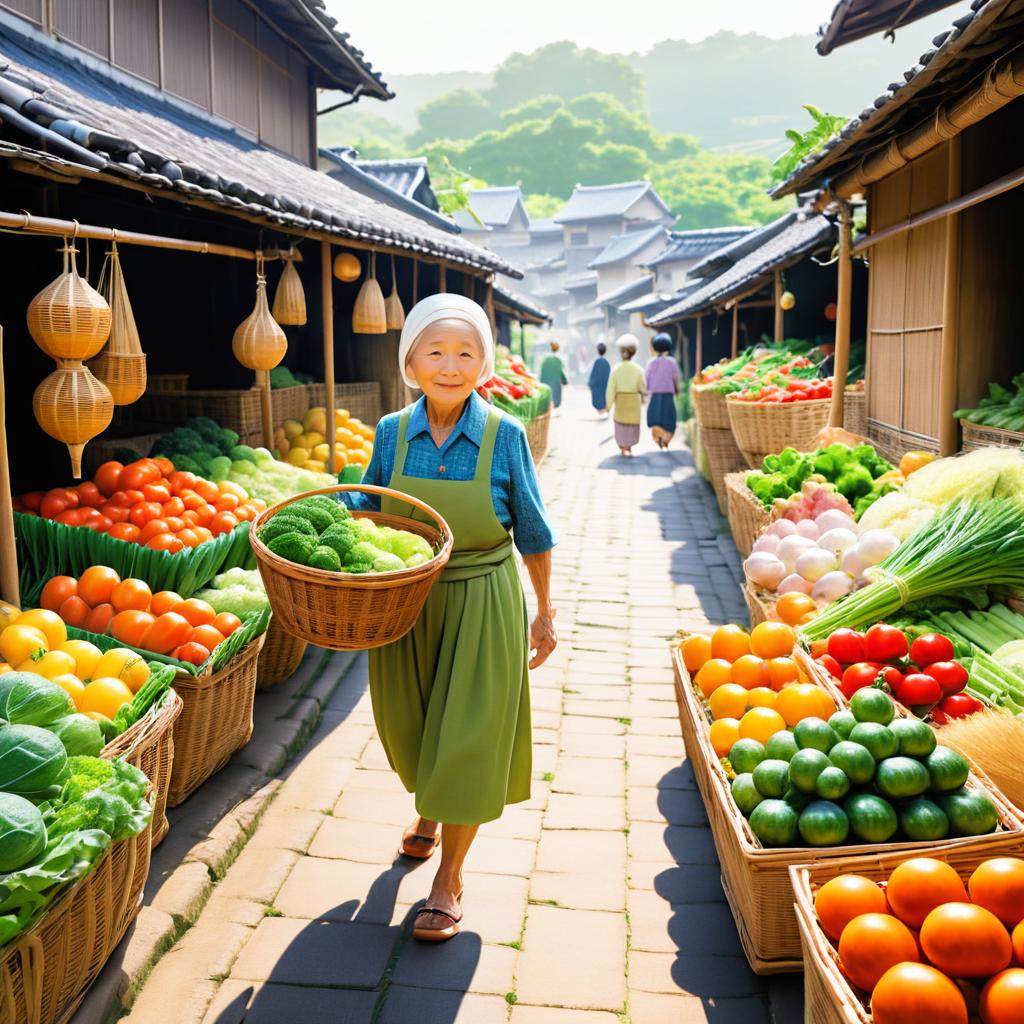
[605,334,647,455]
[646,332,680,449]
[538,340,568,409]
[348,294,557,943]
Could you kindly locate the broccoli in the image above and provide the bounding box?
[835,462,874,499]
[230,445,259,465]
[302,494,350,518]
[208,455,232,482]
[286,501,336,534]
[190,451,213,475]
[167,427,205,453]
[61,756,114,803]
[342,561,374,575]
[259,514,317,543]
[372,551,405,573]
[308,545,342,572]
[169,454,204,476]
[267,531,316,565]
[269,366,301,389]
[188,416,222,441]
[851,443,893,478]
[320,520,360,560]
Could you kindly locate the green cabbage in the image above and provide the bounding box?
[0,674,74,727]
[48,715,104,758]
[0,725,69,793]
[0,792,46,872]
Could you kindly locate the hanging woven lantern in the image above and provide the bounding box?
[272,249,307,326]
[33,361,114,478]
[88,240,146,405]
[384,253,405,331]
[353,252,387,335]
[27,240,111,361]
[233,256,287,370]
[333,251,361,282]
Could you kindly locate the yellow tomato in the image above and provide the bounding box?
[749,622,795,660]
[15,609,67,650]
[0,602,19,631]
[331,447,350,467]
[304,409,327,435]
[282,418,303,439]
[18,649,76,679]
[93,648,149,692]
[708,683,748,721]
[738,707,787,745]
[774,683,829,728]
[286,447,309,466]
[709,718,740,757]
[900,451,935,477]
[312,443,331,462]
[0,663,12,675]
[51,673,86,709]
[303,460,327,473]
[60,639,104,680]
[218,480,248,500]
[681,634,712,674]
[79,677,133,718]
[334,408,351,425]
[0,624,47,666]
[746,687,777,709]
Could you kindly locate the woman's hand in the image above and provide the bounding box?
[530,609,557,669]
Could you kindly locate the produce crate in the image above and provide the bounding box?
[866,421,938,465]
[270,385,313,426]
[843,389,867,437]
[168,631,265,806]
[672,643,1024,973]
[727,396,831,469]
[961,422,1024,452]
[724,472,769,558]
[135,387,262,436]
[82,432,164,477]
[256,616,309,691]
[102,689,183,848]
[744,583,773,627]
[701,426,747,515]
[0,804,153,1024]
[691,385,732,430]
[306,381,382,428]
[790,844,1024,1024]
[527,409,551,465]
[148,373,189,392]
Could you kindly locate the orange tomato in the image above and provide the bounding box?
[774,592,817,626]
[161,497,185,517]
[58,595,90,629]
[738,706,786,744]
[188,624,225,651]
[83,603,114,634]
[181,510,200,526]
[150,591,183,616]
[731,654,766,689]
[968,858,1024,929]
[192,527,214,545]
[774,683,828,727]
[94,461,124,497]
[107,522,140,543]
[681,634,712,674]
[215,492,240,511]
[152,456,174,477]
[194,479,219,503]
[209,511,238,536]
[79,676,134,718]
[193,504,216,527]
[920,903,1012,979]
[77,565,120,607]
[871,963,967,1024]
[146,533,185,553]
[173,641,210,666]
[177,529,201,548]
[212,612,242,637]
[838,912,919,991]
[746,687,776,709]
[40,575,78,612]
[708,683,748,721]
[138,519,170,543]
[749,621,796,659]
[695,658,733,697]
[709,717,740,757]
[232,505,254,522]
[110,609,156,647]
[981,969,1024,1024]
[887,858,968,929]
[140,612,192,655]
[182,493,205,511]
[110,579,152,613]
[1014,920,1024,966]
[765,657,800,690]
[128,502,163,527]
[710,624,750,662]
[814,875,888,941]
[178,598,215,627]
[142,482,171,503]
[99,503,129,525]
[168,471,198,493]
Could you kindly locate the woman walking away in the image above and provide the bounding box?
[646,332,680,449]
[539,340,568,410]
[346,294,558,943]
[605,333,647,456]
[587,343,611,417]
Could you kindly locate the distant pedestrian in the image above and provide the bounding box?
[646,332,680,449]
[587,343,611,416]
[539,340,569,409]
[605,334,647,456]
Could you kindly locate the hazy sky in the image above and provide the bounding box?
[327,0,965,75]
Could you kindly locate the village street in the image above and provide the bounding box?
[108,389,802,1024]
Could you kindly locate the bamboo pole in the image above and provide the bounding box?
[773,270,784,343]
[322,240,338,475]
[439,262,446,291]
[678,322,689,383]
[939,135,963,456]
[257,369,273,450]
[0,326,17,606]
[486,278,497,341]
[829,201,854,428]
[731,304,739,358]
[695,316,703,377]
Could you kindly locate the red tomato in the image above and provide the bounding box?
[910,633,955,667]
[122,489,145,506]
[107,490,132,509]
[138,519,170,543]
[167,471,198,494]
[876,665,905,691]
[817,654,842,679]
[118,463,155,492]
[128,502,163,528]
[215,492,240,512]
[94,461,124,497]
[161,497,185,517]
[110,579,152,612]
[99,502,130,524]
[146,533,184,554]
[40,487,76,519]
[938,692,984,719]
[209,511,238,536]
[841,662,884,700]
[924,661,969,696]
[895,672,942,707]
[140,612,192,654]
[75,481,104,508]
[188,624,225,650]
[194,479,220,503]
[863,624,909,663]
[20,491,44,512]
[56,508,91,527]
[58,595,90,629]
[41,575,78,612]
[828,628,865,665]
[107,522,140,543]
[111,609,156,647]
[83,514,113,533]
[83,603,114,634]
[142,483,171,504]
[172,641,210,666]
[212,612,242,637]
[152,457,174,478]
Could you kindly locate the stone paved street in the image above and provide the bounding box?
[115,388,803,1023]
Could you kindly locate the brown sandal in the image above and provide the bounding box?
[413,893,464,942]
[400,821,440,860]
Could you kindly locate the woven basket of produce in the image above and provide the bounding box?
[692,385,732,431]
[961,422,1024,452]
[167,632,265,806]
[701,426,747,514]
[743,583,774,627]
[256,615,308,691]
[251,485,453,651]
[727,396,831,469]
[842,389,867,437]
[725,472,769,558]
[526,409,552,465]
[102,689,182,847]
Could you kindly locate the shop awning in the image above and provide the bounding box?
[591,276,653,310]
[493,285,552,325]
[816,0,963,55]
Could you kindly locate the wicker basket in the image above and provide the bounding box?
[724,472,769,558]
[867,421,939,465]
[251,485,453,651]
[961,422,1024,452]
[307,381,382,427]
[82,432,164,477]
[843,389,867,437]
[0,809,152,1024]
[102,690,182,847]
[672,643,1024,973]
[270,385,314,427]
[167,633,265,806]
[147,373,188,392]
[256,616,308,691]
[727,396,831,469]
[692,385,732,430]
[701,426,747,514]
[527,409,551,465]
[743,583,774,626]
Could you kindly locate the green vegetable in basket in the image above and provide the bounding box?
[48,715,104,758]
[0,725,69,793]
[0,674,74,727]
[260,515,317,543]
[267,531,316,565]
[0,793,46,872]
[372,551,405,573]
[308,545,342,572]
[319,521,361,560]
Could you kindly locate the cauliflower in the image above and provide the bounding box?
[308,545,342,572]
[353,517,388,549]
[214,567,264,590]
[346,541,384,566]
[857,491,936,541]
[267,531,316,564]
[372,551,405,573]
[320,521,360,560]
[404,553,429,568]
[193,584,269,617]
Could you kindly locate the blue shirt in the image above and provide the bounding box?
[345,393,557,556]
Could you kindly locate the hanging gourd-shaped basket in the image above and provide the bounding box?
[27,240,111,361]
[353,252,387,335]
[272,248,307,326]
[384,253,405,331]
[88,240,146,405]
[33,361,114,478]
[333,251,361,283]
[233,256,287,370]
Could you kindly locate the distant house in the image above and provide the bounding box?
[352,157,439,211]
[644,227,754,293]
[455,186,531,247]
[587,225,668,340]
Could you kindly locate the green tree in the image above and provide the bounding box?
[566,93,657,151]
[413,88,493,145]
[499,95,565,123]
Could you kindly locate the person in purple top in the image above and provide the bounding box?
[645,332,680,449]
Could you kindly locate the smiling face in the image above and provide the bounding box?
[406,318,485,411]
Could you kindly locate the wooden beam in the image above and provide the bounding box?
[439,262,447,291]
[939,135,962,456]
[0,325,17,606]
[257,369,273,450]
[773,270,784,343]
[486,278,497,340]
[731,304,739,359]
[695,316,703,378]
[829,202,854,428]
[321,240,338,474]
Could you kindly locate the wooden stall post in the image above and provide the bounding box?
[939,135,962,456]
[829,201,854,428]
[439,262,447,292]
[257,370,273,450]
[486,277,497,342]
[0,326,18,606]
[678,323,689,383]
[773,270,784,343]
[695,316,703,378]
[731,303,739,358]
[321,240,337,474]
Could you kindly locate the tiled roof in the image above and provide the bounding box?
[563,272,599,292]
[643,226,754,268]
[588,225,667,269]
[554,181,673,224]
[493,284,551,324]
[649,213,835,324]
[619,289,684,316]
[530,218,562,237]
[0,25,517,276]
[686,213,803,281]
[465,186,527,228]
[591,275,653,310]
[817,0,962,55]
[348,156,433,206]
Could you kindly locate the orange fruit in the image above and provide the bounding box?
[746,687,776,709]
[708,683,749,721]
[775,592,817,626]
[110,578,152,613]
[968,858,1024,929]
[681,634,712,674]
[77,565,120,607]
[980,968,1024,1024]
[765,657,800,690]
[695,658,733,697]
[774,683,829,728]
[150,590,184,616]
[887,858,968,929]
[871,963,967,1024]
[710,624,750,663]
[709,718,740,757]
[731,654,766,689]
[78,676,134,719]
[838,912,919,991]
[1013,920,1024,966]
[814,874,889,941]
[920,903,1012,979]
[738,706,786,745]
[749,621,795,659]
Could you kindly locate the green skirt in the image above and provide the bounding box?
[368,554,532,824]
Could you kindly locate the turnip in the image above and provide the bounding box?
[857,529,900,566]
[794,519,820,541]
[769,519,798,539]
[794,547,838,583]
[777,534,816,573]
[841,546,871,580]
[817,527,858,558]
[751,533,780,556]
[778,572,814,596]
[815,509,857,534]
[743,552,786,590]
[811,571,854,602]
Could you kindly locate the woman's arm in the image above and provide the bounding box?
[523,550,556,669]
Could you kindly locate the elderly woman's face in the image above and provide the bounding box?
[407,318,484,408]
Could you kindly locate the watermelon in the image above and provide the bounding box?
[926,746,970,793]
[849,723,898,761]
[829,741,876,785]
[850,688,895,725]
[729,739,765,776]
[900,798,949,841]
[845,793,898,843]
[875,756,930,799]
[939,789,998,836]
[765,731,799,762]
[828,711,857,740]
[793,718,837,753]
[749,799,798,846]
[784,787,813,813]
[815,766,851,801]
[789,749,832,794]
[731,773,764,817]
[889,718,937,758]
[752,759,790,799]
[798,800,850,846]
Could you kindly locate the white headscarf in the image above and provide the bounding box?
[616,333,639,353]
[398,293,495,390]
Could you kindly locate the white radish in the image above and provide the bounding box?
[743,552,786,589]
[815,509,857,534]
[794,547,838,583]
[812,571,854,602]
[857,529,901,566]
[795,519,821,541]
[841,546,871,580]
[769,519,798,539]
[752,533,780,555]
[777,534,816,573]
[778,572,814,596]
[817,527,858,558]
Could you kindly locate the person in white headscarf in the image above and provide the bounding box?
[605,333,647,455]
[346,294,558,943]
